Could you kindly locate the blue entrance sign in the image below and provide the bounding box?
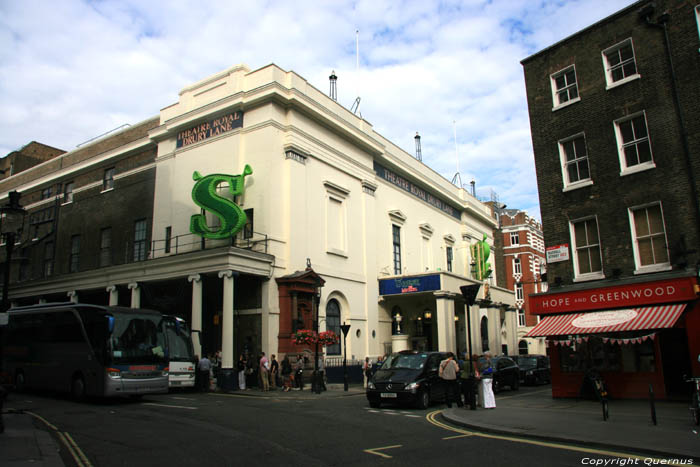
[379,275,441,295]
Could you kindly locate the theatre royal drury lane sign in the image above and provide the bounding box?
[530,276,698,315]
[176,111,243,148]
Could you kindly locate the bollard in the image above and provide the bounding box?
[649,383,657,426]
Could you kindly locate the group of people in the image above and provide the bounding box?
[439,352,496,409]
[195,351,221,392]
[234,352,324,392]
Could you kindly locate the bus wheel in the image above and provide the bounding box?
[15,372,25,393]
[71,376,86,401]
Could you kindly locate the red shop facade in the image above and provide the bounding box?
[527,274,700,400]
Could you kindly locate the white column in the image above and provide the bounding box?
[218,270,236,369]
[435,292,456,352]
[128,282,140,309]
[188,274,203,359]
[67,290,78,303]
[106,285,118,306]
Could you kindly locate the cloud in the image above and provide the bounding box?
[0,0,636,221]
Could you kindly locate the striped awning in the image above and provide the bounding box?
[525,304,687,337]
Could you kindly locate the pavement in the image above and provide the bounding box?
[1,383,698,465]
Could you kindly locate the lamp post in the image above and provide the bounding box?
[460,284,481,410]
[312,282,322,395]
[340,322,351,391]
[1,191,26,312]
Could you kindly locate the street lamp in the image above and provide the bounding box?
[460,284,481,410]
[312,282,323,395]
[1,191,26,312]
[340,322,351,391]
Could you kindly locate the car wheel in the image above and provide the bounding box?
[15,372,25,393]
[369,399,381,409]
[71,376,86,401]
[416,390,430,409]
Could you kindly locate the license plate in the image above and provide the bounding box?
[171,381,181,386]
[381,392,397,398]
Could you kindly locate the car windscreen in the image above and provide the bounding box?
[109,313,166,364]
[516,357,538,369]
[383,353,428,370]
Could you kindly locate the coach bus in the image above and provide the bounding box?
[0,303,169,398]
[163,315,196,389]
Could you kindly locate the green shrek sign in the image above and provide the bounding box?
[190,165,252,239]
[470,234,492,280]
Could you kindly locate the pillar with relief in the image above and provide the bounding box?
[128,282,140,308]
[188,274,203,359]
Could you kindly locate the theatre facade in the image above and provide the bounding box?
[0,64,515,379]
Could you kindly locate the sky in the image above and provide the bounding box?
[0,0,636,221]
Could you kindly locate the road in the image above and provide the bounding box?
[6,386,628,467]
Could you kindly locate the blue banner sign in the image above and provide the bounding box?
[379,274,441,295]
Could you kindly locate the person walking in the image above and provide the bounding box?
[480,353,496,409]
[317,356,327,391]
[295,356,305,391]
[439,352,463,408]
[281,355,293,392]
[259,352,270,391]
[237,354,247,390]
[363,357,372,388]
[461,354,481,409]
[197,354,211,392]
[269,354,279,390]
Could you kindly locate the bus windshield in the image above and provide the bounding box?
[164,317,194,362]
[109,312,166,365]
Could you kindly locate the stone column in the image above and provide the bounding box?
[128,282,140,309]
[67,290,78,303]
[435,292,456,352]
[106,285,118,306]
[218,270,236,369]
[188,274,203,359]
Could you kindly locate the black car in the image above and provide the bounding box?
[511,355,551,385]
[366,351,449,409]
[478,356,520,393]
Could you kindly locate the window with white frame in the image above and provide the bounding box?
[392,225,402,275]
[513,257,522,275]
[516,283,524,301]
[571,217,603,278]
[551,65,579,109]
[559,133,591,188]
[446,246,453,272]
[629,203,669,270]
[602,38,639,87]
[518,309,526,327]
[63,182,74,204]
[615,112,654,174]
[510,232,519,245]
[103,168,115,191]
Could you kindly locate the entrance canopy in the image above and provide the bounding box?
[525,304,687,337]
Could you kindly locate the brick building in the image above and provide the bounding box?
[521,0,700,399]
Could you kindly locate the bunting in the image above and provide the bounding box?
[546,332,656,347]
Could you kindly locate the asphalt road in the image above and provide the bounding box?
[7,387,628,467]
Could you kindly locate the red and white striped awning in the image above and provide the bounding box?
[525,304,687,337]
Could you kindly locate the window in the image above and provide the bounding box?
[571,217,603,278]
[550,65,579,109]
[615,112,653,174]
[392,225,402,275]
[559,133,591,188]
[100,228,112,267]
[513,257,522,275]
[164,226,172,254]
[510,232,519,245]
[63,182,74,204]
[327,196,345,255]
[516,283,524,301]
[602,38,639,87]
[133,219,147,262]
[325,299,341,356]
[69,235,80,273]
[446,246,453,272]
[44,241,54,277]
[41,187,53,200]
[243,209,254,239]
[629,203,669,270]
[103,168,115,191]
[518,310,526,327]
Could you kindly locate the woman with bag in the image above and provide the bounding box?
[363,357,372,388]
[480,353,496,409]
[281,355,293,392]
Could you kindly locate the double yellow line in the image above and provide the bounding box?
[25,411,92,467]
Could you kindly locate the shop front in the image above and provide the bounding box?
[527,273,700,400]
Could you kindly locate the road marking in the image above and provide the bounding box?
[171,396,197,401]
[25,411,92,467]
[364,445,402,458]
[425,410,667,461]
[63,432,92,466]
[142,403,197,410]
[443,434,474,440]
[210,392,271,400]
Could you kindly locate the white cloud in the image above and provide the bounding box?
[0,0,636,221]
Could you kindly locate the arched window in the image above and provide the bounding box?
[480,316,489,352]
[325,299,341,355]
[519,340,529,355]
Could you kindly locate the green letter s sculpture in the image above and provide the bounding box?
[190,164,253,239]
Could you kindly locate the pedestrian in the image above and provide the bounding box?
[480,352,496,409]
[363,357,372,388]
[281,355,293,392]
[439,352,463,408]
[295,356,304,390]
[317,356,327,391]
[259,352,270,391]
[197,354,211,392]
[461,354,481,409]
[237,354,247,390]
[269,354,279,390]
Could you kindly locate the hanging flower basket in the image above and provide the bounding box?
[294,329,316,345]
[317,330,339,346]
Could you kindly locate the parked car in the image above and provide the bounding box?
[366,351,448,409]
[478,356,520,393]
[511,355,551,385]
